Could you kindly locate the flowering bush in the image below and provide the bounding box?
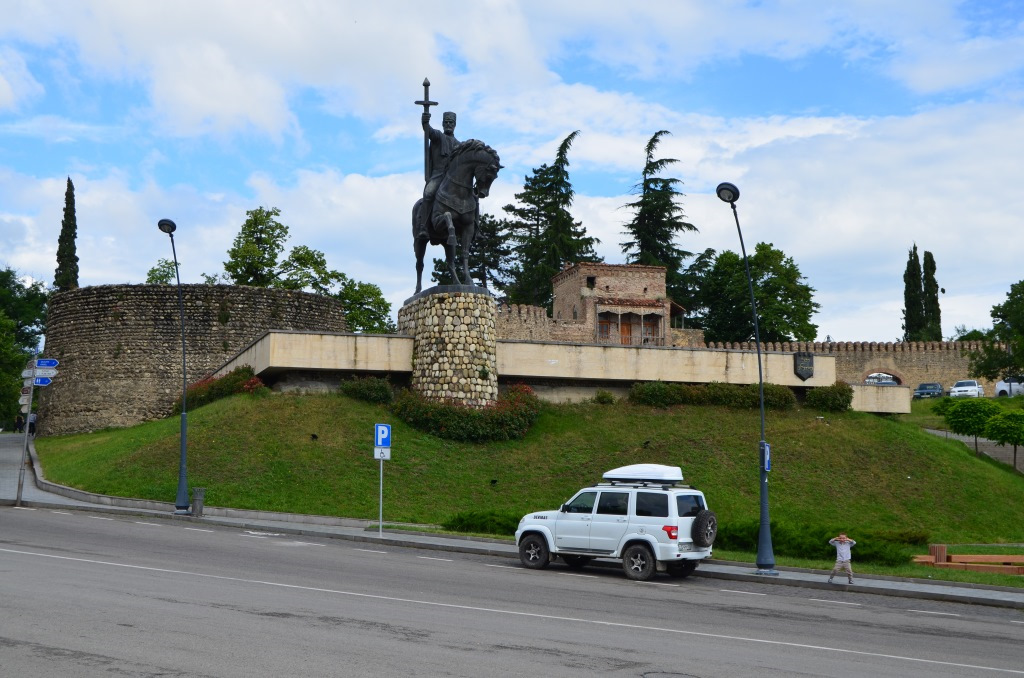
[390,383,541,442]
[172,365,264,413]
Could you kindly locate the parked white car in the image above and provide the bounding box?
[515,464,716,581]
[949,379,984,398]
[995,376,1024,397]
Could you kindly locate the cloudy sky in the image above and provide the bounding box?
[2,0,1022,341]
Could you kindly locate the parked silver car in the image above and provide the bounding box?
[949,379,984,398]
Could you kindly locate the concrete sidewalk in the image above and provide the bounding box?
[3,433,1023,609]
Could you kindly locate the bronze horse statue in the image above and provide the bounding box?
[412,139,501,293]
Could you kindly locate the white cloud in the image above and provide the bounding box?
[0,46,44,111]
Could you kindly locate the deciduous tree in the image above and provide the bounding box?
[945,398,1003,455]
[0,267,48,352]
[145,258,177,285]
[968,279,1024,381]
[985,410,1024,470]
[695,243,819,343]
[223,207,342,294]
[333,275,396,334]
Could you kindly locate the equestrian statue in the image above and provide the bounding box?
[412,78,502,293]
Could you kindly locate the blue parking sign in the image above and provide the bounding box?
[375,424,391,448]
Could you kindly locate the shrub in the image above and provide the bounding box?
[390,383,541,442]
[593,390,616,404]
[930,396,958,417]
[442,509,522,536]
[340,376,394,404]
[760,382,798,410]
[716,519,916,566]
[628,381,676,408]
[173,365,258,413]
[805,381,854,412]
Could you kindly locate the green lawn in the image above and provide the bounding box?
[35,391,1024,587]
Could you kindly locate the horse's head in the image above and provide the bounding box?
[471,144,502,199]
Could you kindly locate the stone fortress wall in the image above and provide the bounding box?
[39,283,998,436]
[38,284,347,435]
[493,301,995,392]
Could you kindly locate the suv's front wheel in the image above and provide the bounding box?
[519,534,551,570]
[622,544,655,581]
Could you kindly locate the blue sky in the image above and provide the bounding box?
[2,1,1024,341]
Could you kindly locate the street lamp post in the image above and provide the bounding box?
[716,182,777,575]
[158,218,190,515]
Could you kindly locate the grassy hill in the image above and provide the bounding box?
[35,393,1024,547]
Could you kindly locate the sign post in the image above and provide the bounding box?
[16,357,58,505]
[374,424,392,538]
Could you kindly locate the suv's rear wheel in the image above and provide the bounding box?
[519,534,550,570]
[622,544,655,581]
[692,510,718,547]
[561,555,592,570]
[667,561,698,578]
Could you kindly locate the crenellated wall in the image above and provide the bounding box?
[38,284,348,435]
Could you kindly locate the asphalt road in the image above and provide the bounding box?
[2,507,1022,677]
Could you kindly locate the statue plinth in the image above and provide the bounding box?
[398,286,498,407]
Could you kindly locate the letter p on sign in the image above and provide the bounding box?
[375,424,391,448]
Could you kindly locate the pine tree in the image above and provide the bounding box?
[620,130,696,302]
[902,244,925,341]
[503,131,600,309]
[922,250,942,341]
[53,176,80,292]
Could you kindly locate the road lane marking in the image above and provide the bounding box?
[721,589,766,595]
[13,507,36,510]
[51,511,71,515]
[809,599,861,605]
[91,516,114,521]
[417,556,454,562]
[241,535,268,539]
[559,572,598,578]
[184,527,213,533]
[907,610,960,616]
[1,546,1020,676]
[354,548,387,554]
[135,522,161,526]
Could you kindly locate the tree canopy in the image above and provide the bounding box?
[620,130,696,302]
[223,206,342,295]
[0,266,48,353]
[145,258,177,285]
[902,244,942,341]
[945,398,1003,455]
[985,410,1024,470]
[333,275,396,334]
[968,279,1024,381]
[0,311,25,425]
[53,176,80,293]
[690,243,820,343]
[503,131,601,309]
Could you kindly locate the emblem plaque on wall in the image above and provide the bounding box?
[794,351,814,381]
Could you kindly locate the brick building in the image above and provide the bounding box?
[550,262,683,346]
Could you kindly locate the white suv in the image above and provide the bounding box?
[515,464,717,581]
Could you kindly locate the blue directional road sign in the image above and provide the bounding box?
[33,377,52,387]
[35,358,59,368]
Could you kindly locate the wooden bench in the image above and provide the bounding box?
[946,554,1024,564]
[931,562,1024,575]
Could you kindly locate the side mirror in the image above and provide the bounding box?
[560,504,569,513]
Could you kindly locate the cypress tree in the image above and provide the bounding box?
[53,176,80,292]
[922,250,942,341]
[902,244,924,341]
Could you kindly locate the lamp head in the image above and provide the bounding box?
[716,182,740,204]
[158,218,177,234]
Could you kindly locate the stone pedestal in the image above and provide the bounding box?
[398,286,498,407]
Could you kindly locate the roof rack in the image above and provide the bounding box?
[602,464,684,485]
